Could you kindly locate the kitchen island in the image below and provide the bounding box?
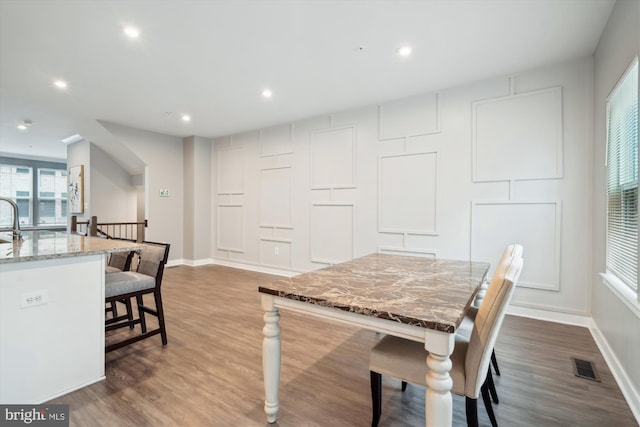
[0,231,145,404]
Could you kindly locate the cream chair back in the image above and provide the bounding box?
[464,255,523,398]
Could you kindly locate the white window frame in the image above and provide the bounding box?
[602,56,640,314]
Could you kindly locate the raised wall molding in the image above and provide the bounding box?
[310,126,356,190]
[310,202,355,265]
[259,166,293,229]
[259,238,293,270]
[217,205,244,253]
[472,86,563,182]
[377,246,437,258]
[378,152,438,235]
[217,146,245,195]
[471,200,562,291]
[260,124,294,157]
[379,92,440,140]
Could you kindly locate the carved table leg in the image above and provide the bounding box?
[424,331,455,427]
[262,294,281,424]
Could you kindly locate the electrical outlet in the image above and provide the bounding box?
[159,189,170,197]
[20,290,48,309]
[274,247,280,255]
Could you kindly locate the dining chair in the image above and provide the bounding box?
[105,249,134,274]
[369,254,523,427]
[105,241,170,353]
[459,244,524,403]
[105,248,136,320]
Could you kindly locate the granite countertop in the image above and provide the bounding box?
[259,253,490,333]
[0,231,146,264]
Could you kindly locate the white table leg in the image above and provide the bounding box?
[262,294,281,424]
[424,330,455,427]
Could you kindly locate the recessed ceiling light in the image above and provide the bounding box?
[53,79,68,89]
[16,120,32,131]
[397,46,413,57]
[124,26,140,39]
[262,89,273,99]
[181,114,191,122]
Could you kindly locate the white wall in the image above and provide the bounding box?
[212,57,594,316]
[99,122,184,261]
[183,136,212,264]
[593,0,640,418]
[90,144,137,223]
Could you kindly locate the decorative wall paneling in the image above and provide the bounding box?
[259,124,294,157]
[210,59,593,317]
[310,203,355,265]
[259,238,293,270]
[310,126,356,190]
[379,92,440,140]
[377,92,441,256]
[471,200,562,291]
[217,145,245,195]
[217,205,244,253]
[259,167,293,228]
[472,85,563,182]
[378,152,438,235]
[377,247,437,258]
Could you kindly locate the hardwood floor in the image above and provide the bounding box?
[50,265,638,426]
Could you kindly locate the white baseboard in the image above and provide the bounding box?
[507,304,591,327]
[588,319,640,424]
[180,258,213,267]
[508,304,640,425]
[210,258,297,277]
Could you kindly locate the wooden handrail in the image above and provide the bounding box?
[70,216,147,242]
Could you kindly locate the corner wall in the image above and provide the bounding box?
[592,0,640,419]
[99,122,184,261]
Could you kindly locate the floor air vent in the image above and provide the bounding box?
[571,357,600,382]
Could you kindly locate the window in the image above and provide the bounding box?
[37,168,67,225]
[0,160,67,227]
[0,165,33,226]
[606,57,639,294]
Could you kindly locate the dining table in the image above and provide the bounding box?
[258,252,490,427]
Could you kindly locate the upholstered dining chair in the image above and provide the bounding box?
[369,254,523,427]
[459,244,524,403]
[105,248,136,320]
[105,241,170,353]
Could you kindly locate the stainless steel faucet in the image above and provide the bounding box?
[0,197,23,241]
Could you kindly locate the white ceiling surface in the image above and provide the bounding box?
[0,0,615,163]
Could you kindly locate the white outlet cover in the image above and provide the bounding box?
[160,189,170,197]
[20,289,49,309]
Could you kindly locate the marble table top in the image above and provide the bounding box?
[0,231,145,264]
[259,253,490,333]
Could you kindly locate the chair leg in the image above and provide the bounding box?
[465,397,478,427]
[137,295,147,333]
[481,382,499,427]
[111,301,118,317]
[486,367,499,404]
[370,371,382,427]
[401,381,407,392]
[124,298,134,329]
[491,349,500,376]
[154,289,168,346]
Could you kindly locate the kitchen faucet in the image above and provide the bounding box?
[0,197,23,241]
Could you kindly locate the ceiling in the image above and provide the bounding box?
[0,0,615,162]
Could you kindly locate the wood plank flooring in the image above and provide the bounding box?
[50,265,638,426]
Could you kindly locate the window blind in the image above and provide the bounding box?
[606,58,639,291]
